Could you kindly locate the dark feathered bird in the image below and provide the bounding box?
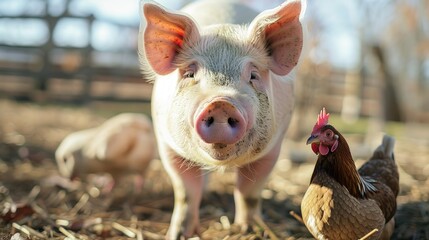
[301,108,399,240]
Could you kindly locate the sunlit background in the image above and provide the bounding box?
[1,0,428,123]
[1,0,397,68]
[0,0,429,239]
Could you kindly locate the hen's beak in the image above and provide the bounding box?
[306,135,319,145]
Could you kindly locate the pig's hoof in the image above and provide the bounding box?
[165,231,181,240]
[166,227,200,240]
[230,223,253,235]
[239,223,253,234]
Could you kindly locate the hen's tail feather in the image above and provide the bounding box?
[361,134,399,197]
[373,135,395,161]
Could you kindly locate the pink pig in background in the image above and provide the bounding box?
[139,0,306,238]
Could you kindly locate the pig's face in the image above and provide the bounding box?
[142,1,304,168]
[166,25,275,166]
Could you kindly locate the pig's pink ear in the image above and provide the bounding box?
[142,3,199,75]
[248,0,305,76]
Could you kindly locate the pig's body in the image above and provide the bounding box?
[140,0,305,238]
[55,113,156,190]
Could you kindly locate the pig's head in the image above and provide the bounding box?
[140,0,305,167]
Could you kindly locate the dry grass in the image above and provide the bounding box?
[0,99,428,239]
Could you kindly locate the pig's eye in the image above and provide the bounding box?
[182,63,197,80]
[250,71,260,81]
[179,64,198,88]
[249,71,261,90]
[183,70,195,79]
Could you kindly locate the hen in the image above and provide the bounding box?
[301,108,399,240]
[55,113,157,192]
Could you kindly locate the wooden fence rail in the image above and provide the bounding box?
[0,2,151,104]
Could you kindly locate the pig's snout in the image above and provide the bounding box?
[195,100,247,145]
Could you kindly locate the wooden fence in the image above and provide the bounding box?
[0,4,151,104]
[1,1,427,124]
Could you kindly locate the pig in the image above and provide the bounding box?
[139,0,306,238]
[55,113,157,192]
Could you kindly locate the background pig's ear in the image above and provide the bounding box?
[248,0,305,76]
[142,3,199,75]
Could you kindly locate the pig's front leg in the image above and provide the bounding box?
[162,152,204,239]
[234,142,281,231]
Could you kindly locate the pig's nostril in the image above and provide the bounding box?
[228,117,238,128]
[205,117,214,127]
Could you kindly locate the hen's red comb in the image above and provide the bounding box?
[312,107,329,133]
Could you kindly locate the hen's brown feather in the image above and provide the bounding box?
[301,171,385,239]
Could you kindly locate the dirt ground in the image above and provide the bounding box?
[0,99,428,239]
